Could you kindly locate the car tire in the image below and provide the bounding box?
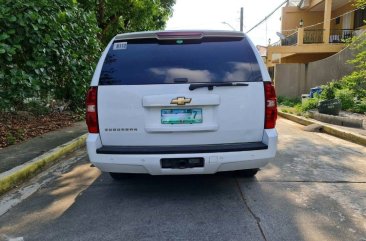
[235,168,259,178]
[109,172,132,180]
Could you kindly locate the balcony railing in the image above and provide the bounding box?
[273,31,298,46]
[303,29,324,44]
[329,29,355,43]
[270,28,358,47]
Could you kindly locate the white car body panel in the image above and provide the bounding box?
[87,129,277,175]
[97,83,265,146]
[86,30,278,175]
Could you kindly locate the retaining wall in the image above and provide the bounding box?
[274,46,355,97]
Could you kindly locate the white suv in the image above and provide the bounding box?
[86,30,278,179]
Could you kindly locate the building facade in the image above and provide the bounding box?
[267,0,366,97]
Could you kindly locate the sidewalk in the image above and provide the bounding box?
[0,121,87,173]
[322,121,366,137]
[278,111,366,146]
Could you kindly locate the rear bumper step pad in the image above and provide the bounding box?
[96,142,268,155]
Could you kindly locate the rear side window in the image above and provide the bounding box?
[99,37,262,85]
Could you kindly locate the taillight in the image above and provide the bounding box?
[86,87,99,133]
[156,31,203,39]
[264,82,277,129]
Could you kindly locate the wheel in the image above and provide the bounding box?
[109,172,133,180]
[235,168,259,178]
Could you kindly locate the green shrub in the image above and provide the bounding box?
[277,96,301,107]
[335,89,354,110]
[0,0,101,112]
[319,81,342,100]
[340,71,366,99]
[294,103,303,113]
[301,98,319,111]
[14,128,25,141]
[351,98,366,114]
[341,26,366,100]
[24,99,50,116]
[5,133,16,145]
[277,96,285,104]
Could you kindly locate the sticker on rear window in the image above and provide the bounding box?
[113,42,127,50]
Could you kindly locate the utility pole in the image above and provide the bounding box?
[240,7,244,32]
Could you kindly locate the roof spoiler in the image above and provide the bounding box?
[115,30,245,41]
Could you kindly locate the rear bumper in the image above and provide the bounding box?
[86,129,277,175]
[96,142,268,154]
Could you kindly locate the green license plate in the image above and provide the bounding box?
[161,108,203,124]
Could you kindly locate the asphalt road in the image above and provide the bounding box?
[0,118,365,241]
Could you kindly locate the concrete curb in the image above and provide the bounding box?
[278,111,366,147]
[309,111,364,128]
[0,134,87,196]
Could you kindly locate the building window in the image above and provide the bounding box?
[335,17,340,25]
[354,7,366,29]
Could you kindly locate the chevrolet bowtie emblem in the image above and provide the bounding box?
[171,97,192,105]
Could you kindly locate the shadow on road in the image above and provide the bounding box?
[1,119,366,241]
[237,121,366,241]
[0,166,265,241]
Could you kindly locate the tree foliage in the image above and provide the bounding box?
[79,0,175,44]
[0,0,101,111]
[0,0,175,112]
[355,0,366,7]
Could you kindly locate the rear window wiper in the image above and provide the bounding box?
[189,82,249,91]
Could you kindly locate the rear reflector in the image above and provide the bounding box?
[86,87,99,133]
[156,31,203,39]
[264,82,277,129]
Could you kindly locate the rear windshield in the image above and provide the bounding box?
[99,37,262,85]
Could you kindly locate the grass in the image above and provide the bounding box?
[277,95,319,117]
[277,96,301,107]
[279,106,303,116]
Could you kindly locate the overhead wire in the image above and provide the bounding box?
[246,0,288,34]
[247,1,366,36]
[281,4,366,33]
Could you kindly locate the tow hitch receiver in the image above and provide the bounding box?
[161,158,204,169]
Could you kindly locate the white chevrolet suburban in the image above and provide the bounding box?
[86,30,278,179]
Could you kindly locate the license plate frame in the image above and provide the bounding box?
[161,108,203,124]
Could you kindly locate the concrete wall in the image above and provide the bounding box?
[275,64,305,98]
[306,46,355,88]
[274,46,355,97]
